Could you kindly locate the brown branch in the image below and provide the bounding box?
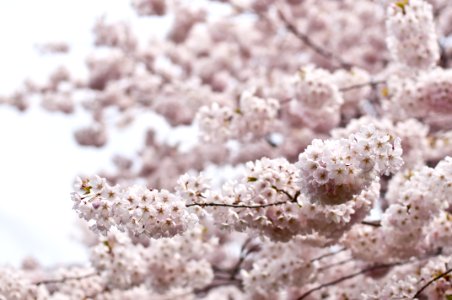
[412,267,452,298]
[34,271,98,285]
[298,249,444,300]
[439,39,449,68]
[361,77,384,118]
[277,8,354,70]
[340,80,387,92]
[194,278,243,296]
[230,239,260,280]
[434,3,448,18]
[186,200,292,209]
[361,220,381,227]
[317,258,354,272]
[271,185,298,202]
[310,248,346,263]
[232,238,253,276]
[297,261,409,300]
[187,188,299,209]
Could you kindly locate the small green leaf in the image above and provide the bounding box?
[445,294,452,300]
[395,0,409,14]
[82,186,92,194]
[247,177,258,182]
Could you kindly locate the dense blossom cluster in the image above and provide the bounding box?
[4,0,452,299]
[298,125,402,205]
[241,238,316,295]
[342,156,452,263]
[386,0,439,70]
[90,227,216,295]
[388,68,452,130]
[72,127,401,246]
[72,176,198,238]
[289,67,343,132]
[0,268,47,300]
[196,91,279,143]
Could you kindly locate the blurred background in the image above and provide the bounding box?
[0,0,160,266]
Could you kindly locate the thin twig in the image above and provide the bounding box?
[362,77,384,118]
[230,239,260,280]
[439,40,449,68]
[361,220,382,227]
[194,278,243,296]
[34,271,98,285]
[277,8,354,70]
[317,258,354,272]
[340,80,386,92]
[186,200,292,209]
[309,248,346,263]
[298,249,444,300]
[297,261,410,300]
[187,188,299,209]
[271,185,297,202]
[412,267,452,298]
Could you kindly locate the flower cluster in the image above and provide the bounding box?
[90,227,215,295]
[361,256,452,299]
[4,0,452,299]
[196,91,279,143]
[72,176,198,238]
[298,125,403,205]
[289,66,343,131]
[386,0,439,69]
[299,181,380,243]
[202,157,302,242]
[131,0,166,16]
[386,68,452,131]
[144,228,215,292]
[333,68,371,120]
[73,125,403,244]
[242,238,315,295]
[344,157,452,260]
[91,231,147,289]
[0,267,47,300]
[332,116,429,167]
[93,18,137,51]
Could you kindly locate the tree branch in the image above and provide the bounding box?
[298,249,444,300]
[309,247,346,263]
[277,8,354,70]
[340,80,386,92]
[186,200,292,209]
[34,271,98,285]
[297,261,408,300]
[361,220,382,227]
[412,266,452,298]
[187,188,300,209]
[317,258,354,272]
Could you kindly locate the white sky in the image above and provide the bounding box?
[0,0,155,266]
